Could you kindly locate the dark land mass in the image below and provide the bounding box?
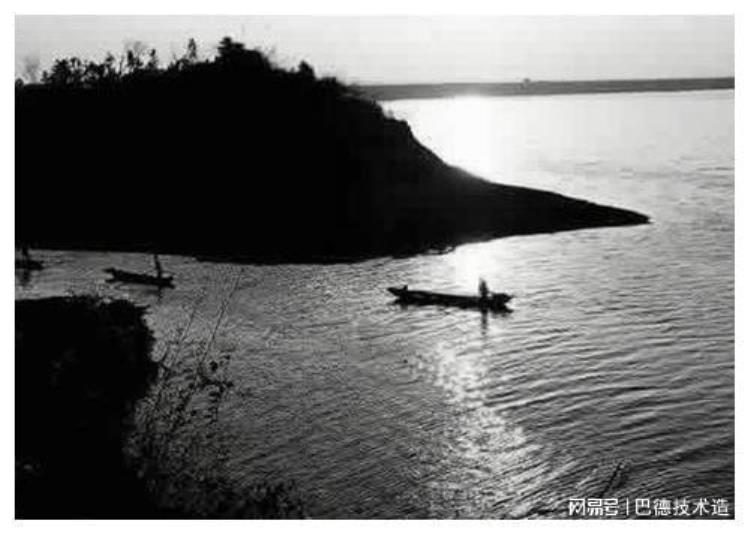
[16,296,305,518]
[16,296,157,518]
[16,38,648,263]
[359,77,734,101]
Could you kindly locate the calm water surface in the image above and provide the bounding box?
[16,90,734,518]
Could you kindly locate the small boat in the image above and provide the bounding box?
[16,258,44,271]
[16,245,43,271]
[388,286,513,312]
[104,267,174,288]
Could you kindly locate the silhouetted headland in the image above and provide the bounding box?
[360,77,734,101]
[16,38,649,263]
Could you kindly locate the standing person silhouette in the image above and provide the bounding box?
[153,253,164,280]
[478,278,490,300]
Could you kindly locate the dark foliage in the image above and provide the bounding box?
[15,295,306,518]
[16,38,648,262]
[16,296,157,518]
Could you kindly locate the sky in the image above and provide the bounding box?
[15,15,734,84]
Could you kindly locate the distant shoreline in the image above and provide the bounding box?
[359,77,734,101]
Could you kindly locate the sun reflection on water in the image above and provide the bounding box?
[448,243,494,291]
[417,330,552,517]
[387,95,533,183]
[445,240,523,295]
[435,96,495,177]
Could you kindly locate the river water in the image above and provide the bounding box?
[16,89,734,518]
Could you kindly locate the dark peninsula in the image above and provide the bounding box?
[16,38,648,263]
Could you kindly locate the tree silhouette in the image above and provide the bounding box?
[42,58,84,86]
[298,61,315,81]
[186,38,199,63]
[145,49,159,71]
[217,37,245,59]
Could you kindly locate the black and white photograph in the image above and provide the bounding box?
[11,4,737,523]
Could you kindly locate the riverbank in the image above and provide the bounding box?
[16,296,157,518]
[15,295,305,518]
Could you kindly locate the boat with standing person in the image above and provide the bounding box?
[16,245,43,271]
[388,283,513,312]
[104,253,174,288]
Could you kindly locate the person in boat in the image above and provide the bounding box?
[478,278,490,300]
[153,253,164,280]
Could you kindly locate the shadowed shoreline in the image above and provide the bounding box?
[16,297,158,518]
[16,296,306,518]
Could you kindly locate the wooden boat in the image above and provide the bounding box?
[387,286,513,311]
[104,267,174,288]
[16,258,44,271]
